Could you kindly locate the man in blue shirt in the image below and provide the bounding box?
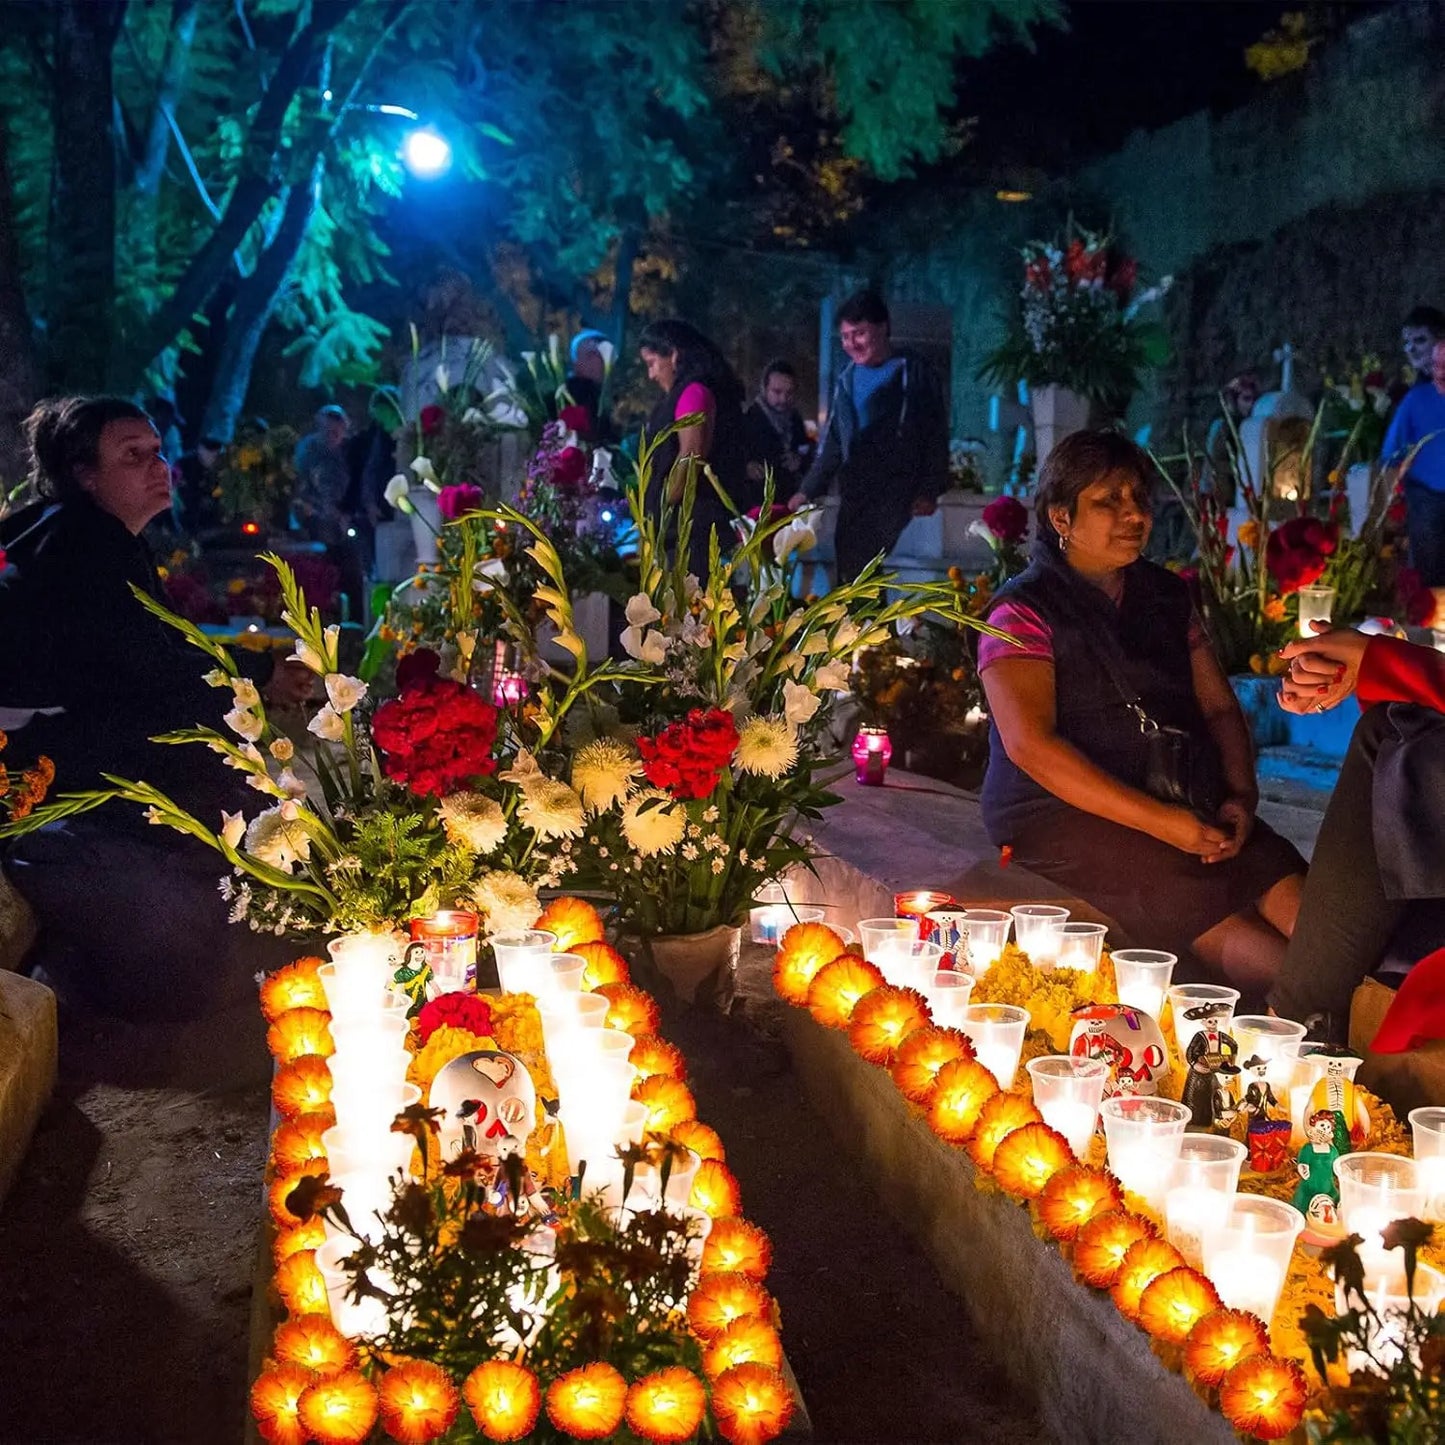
[1383,339,1445,586]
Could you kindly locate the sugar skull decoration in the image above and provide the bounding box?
[1068,1004,1168,1098]
[429,1050,537,1161]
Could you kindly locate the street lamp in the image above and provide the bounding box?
[401,126,452,179]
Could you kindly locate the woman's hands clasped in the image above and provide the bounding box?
[1277,625,1368,715]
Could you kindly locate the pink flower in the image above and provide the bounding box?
[552,447,587,489]
[420,404,445,437]
[437,483,484,520]
[558,404,592,439]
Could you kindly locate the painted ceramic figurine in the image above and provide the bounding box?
[393,940,431,1013]
[1068,1004,1168,1098]
[1292,1109,1343,1230]
[1304,1052,1368,1150]
[1238,1054,1280,1122]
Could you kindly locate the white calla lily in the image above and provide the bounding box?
[383,473,412,508]
[434,363,450,393]
[410,455,439,489]
[472,556,511,591]
[597,340,616,371]
[774,518,817,562]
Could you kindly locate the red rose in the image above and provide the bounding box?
[415,990,493,1045]
[981,495,1028,545]
[552,446,588,489]
[637,708,739,800]
[372,674,500,796]
[420,404,445,437]
[0,547,8,571]
[558,404,592,439]
[437,483,484,521]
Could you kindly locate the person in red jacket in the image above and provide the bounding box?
[1270,628,1445,1038]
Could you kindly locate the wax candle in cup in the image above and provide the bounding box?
[1335,1154,1424,1264]
[1010,905,1069,968]
[1100,1096,1190,1211]
[619,1100,649,1146]
[326,1012,411,1055]
[1164,1135,1247,1269]
[894,890,956,937]
[959,909,1013,976]
[490,929,558,995]
[1111,950,1177,1019]
[1296,584,1336,639]
[1202,1194,1304,1324]
[321,1124,416,1178]
[630,1147,701,1208]
[326,929,400,982]
[958,1004,1030,1089]
[1409,1107,1445,1222]
[317,962,410,1021]
[1231,1015,1308,1097]
[328,1074,418,1134]
[410,909,481,995]
[749,883,825,946]
[927,969,974,1026]
[543,953,587,998]
[1051,921,1108,975]
[1025,1055,1108,1158]
[852,725,893,784]
[1167,983,1240,1058]
[315,1235,394,1338]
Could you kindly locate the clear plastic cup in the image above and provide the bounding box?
[958,1003,1030,1089]
[1202,1194,1304,1323]
[1409,1107,1445,1222]
[1050,921,1108,975]
[1101,1095,1191,1210]
[1010,905,1070,968]
[1111,950,1177,1020]
[318,962,410,1021]
[490,929,558,994]
[859,917,921,958]
[1167,983,1240,1058]
[1026,1054,1107,1158]
[1164,1135,1246,1268]
[1232,1015,1307,1095]
[1337,1263,1445,1373]
[1335,1153,1424,1260]
[321,1124,416,1178]
[926,970,974,1026]
[960,910,1013,976]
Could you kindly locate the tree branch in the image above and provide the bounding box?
[135,0,200,197]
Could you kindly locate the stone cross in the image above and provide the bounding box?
[1272,341,1296,394]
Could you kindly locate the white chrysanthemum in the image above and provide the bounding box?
[620,789,686,857]
[473,871,541,935]
[243,805,311,873]
[438,792,507,854]
[571,738,639,813]
[518,779,586,840]
[224,706,264,742]
[735,715,799,779]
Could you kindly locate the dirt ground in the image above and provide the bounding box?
[0,957,1043,1445]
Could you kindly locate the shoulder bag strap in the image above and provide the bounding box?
[1073,608,1163,738]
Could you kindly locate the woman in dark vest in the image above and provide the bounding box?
[637,319,750,576]
[977,430,1305,1000]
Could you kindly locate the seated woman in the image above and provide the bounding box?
[978,430,1305,1000]
[0,396,302,1019]
[1271,626,1445,1040]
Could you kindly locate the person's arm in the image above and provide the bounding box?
[981,654,1231,859]
[794,387,841,507]
[1189,633,1258,858]
[668,383,715,504]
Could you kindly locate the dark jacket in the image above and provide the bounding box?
[980,543,1213,844]
[742,400,812,496]
[644,380,749,531]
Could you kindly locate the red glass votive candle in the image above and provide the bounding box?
[894,890,956,938]
[852,726,893,785]
[409,909,480,995]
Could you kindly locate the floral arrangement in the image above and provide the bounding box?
[968,494,1030,587]
[979,224,1172,406]
[772,917,1432,1441]
[213,423,300,529]
[1321,353,1395,464]
[947,439,987,493]
[0,728,53,825]
[509,330,617,435]
[160,552,342,628]
[253,917,794,1445]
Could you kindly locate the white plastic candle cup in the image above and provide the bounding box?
[321,1124,416,1178]
[326,1013,412,1056]
[619,1100,650,1146]
[317,962,410,1022]
[329,1077,420,1135]
[577,1154,629,1209]
[574,993,611,1028]
[315,1235,393,1338]
[327,1047,410,1095]
[543,953,588,998]
[593,1028,636,1062]
[1336,1263,1445,1373]
[1051,922,1108,975]
[750,900,825,947]
[926,970,975,1026]
[1111,950,1177,1020]
[490,929,558,995]
[1025,1055,1108,1158]
[678,1204,715,1268]
[1335,1153,1424,1262]
[1010,905,1070,968]
[958,910,1013,976]
[958,1004,1030,1089]
[1409,1107,1445,1222]
[859,917,922,961]
[869,938,943,991]
[1231,1015,1308,1096]
[631,1147,701,1208]
[831,926,857,946]
[1101,1096,1191,1211]
[1297,584,1336,639]
[1164,1135,1247,1269]
[1202,1194,1305,1323]
[1168,984,1241,1058]
[327,929,400,978]
[329,1168,396,1245]
[558,1057,635,1142]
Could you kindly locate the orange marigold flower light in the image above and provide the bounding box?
[624,1366,708,1444]
[891,1026,976,1105]
[268,1165,329,1228]
[691,1158,743,1219]
[462,1360,541,1442]
[1184,1308,1271,1388]
[297,1368,379,1445]
[1218,1353,1308,1440]
[1136,1266,1223,1345]
[711,1362,795,1445]
[687,1271,772,1340]
[702,1217,773,1280]
[629,1034,688,1081]
[272,1055,332,1117]
[636,1073,697,1132]
[927,1058,1000,1143]
[991,1121,1073,1199]
[806,956,885,1030]
[259,957,328,1021]
[544,1362,628,1440]
[271,1315,356,1376]
[270,1110,335,1171]
[1036,1165,1124,1243]
[273,1250,329,1316]
[377,1360,460,1445]
[250,1362,312,1445]
[1073,1210,1157,1290]
[670,1118,726,1162]
[272,1217,328,1264]
[847,985,931,1065]
[597,981,660,1035]
[773,923,847,1005]
[967,1091,1042,1171]
[574,940,631,990]
[536,896,607,951]
[703,1317,785,1378]
[1110,1237,1186,1322]
[267,1007,333,1063]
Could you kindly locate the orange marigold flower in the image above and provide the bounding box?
[1184,1308,1271,1387]
[272,1217,328,1264]
[250,1362,312,1445]
[377,1360,460,1445]
[629,1034,688,1081]
[635,1073,697,1132]
[891,1026,976,1105]
[1073,1210,1157,1290]
[1035,1165,1123,1243]
[687,1271,772,1340]
[270,1110,335,1172]
[462,1360,541,1442]
[773,940,847,1007]
[670,1118,726,1162]
[702,1217,773,1280]
[927,1058,1000,1143]
[690,1158,743,1219]
[967,1092,1043,1171]
[268,1164,329,1228]
[597,981,660,1035]
[272,1250,329,1316]
[1136,1266,1223,1345]
[1110,1237,1186,1322]
[272,1055,333,1117]
[266,1007,333,1063]
[702,1317,785,1378]
[573,940,631,990]
[624,1366,707,1444]
[258,957,328,1021]
[991,1121,1073,1199]
[806,956,885,1030]
[536,896,607,951]
[847,984,931,1065]
[710,1362,794,1445]
[271,1314,356,1377]
[1218,1354,1308,1440]
[297,1368,379,1445]
[544,1362,628,1440]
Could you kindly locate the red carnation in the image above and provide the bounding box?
[558,404,592,439]
[1266,517,1338,595]
[637,708,740,800]
[396,648,442,691]
[437,483,484,521]
[372,671,500,797]
[981,495,1029,545]
[552,446,588,489]
[420,404,445,437]
[415,990,493,1045]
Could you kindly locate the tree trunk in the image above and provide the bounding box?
[45,0,127,393]
[0,128,38,481]
[608,225,640,356]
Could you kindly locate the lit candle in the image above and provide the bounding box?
[1101,1096,1190,1211]
[1164,1135,1246,1269]
[1010,905,1069,968]
[1052,922,1108,975]
[959,1004,1030,1089]
[1025,1055,1107,1158]
[960,910,1013,976]
[895,891,955,937]
[410,909,480,995]
[1410,1108,1445,1222]
[1202,1195,1304,1324]
[1111,950,1176,1020]
[1209,1249,1285,1322]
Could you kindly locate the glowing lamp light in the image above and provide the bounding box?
[297,1369,379,1445]
[462,1360,541,1442]
[851,725,892,785]
[1036,1164,1124,1243]
[623,1367,708,1444]
[709,1362,795,1445]
[242,520,262,536]
[544,1362,628,1440]
[1183,1307,1271,1387]
[1110,1236,1186,1323]
[377,1360,460,1445]
[1072,1210,1157,1290]
[991,1121,1074,1200]
[1218,1354,1309,1441]
[402,126,452,178]
[1136,1266,1222,1345]
[409,909,480,995]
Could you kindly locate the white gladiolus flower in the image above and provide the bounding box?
[782,678,821,728]
[735,715,799,778]
[461,407,484,426]
[590,448,615,489]
[324,673,367,714]
[231,677,260,710]
[519,780,586,840]
[276,768,307,799]
[773,517,817,562]
[308,705,345,741]
[472,556,510,591]
[813,661,851,692]
[571,738,639,812]
[434,363,451,393]
[289,641,325,674]
[203,668,229,689]
[621,789,686,857]
[383,473,411,509]
[438,792,507,854]
[220,811,245,848]
[501,749,544,791]
[620,626,667,665]
[625,593,662,629]
[244,805,311,873]
[269,737,294,762]
[410,456,439,489]
[472,870,541,935]
[224,706,264,742]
